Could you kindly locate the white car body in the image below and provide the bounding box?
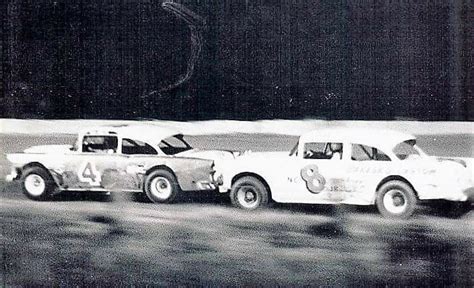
[218,128,473,206]
[6,124,235,198]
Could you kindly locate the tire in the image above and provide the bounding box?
[21,167,55,201]
[230,176,269,210]
[376,180,417,218]
[144,170,180,203]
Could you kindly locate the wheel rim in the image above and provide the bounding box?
[24,174,46,196]
[383,189,408,214]
[236,185,260,209]
[150,177,172,200]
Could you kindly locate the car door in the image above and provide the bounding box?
[344,143,392,204]
[61,135,126,190]
[278,141,349,204]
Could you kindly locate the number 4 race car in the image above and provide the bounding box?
[218,128,473,218]
[5,124,235,203]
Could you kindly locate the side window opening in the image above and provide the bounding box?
[82,136,118,153]
[351,144,390,161]
[122,138,158,155]
[303,142,343,160]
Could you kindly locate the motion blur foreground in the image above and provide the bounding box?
[1,131,472,287]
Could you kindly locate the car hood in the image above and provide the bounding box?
[235,151,290,160]
[176,149,237,161]
[396,155,472,169]
[436,156,474,180]
[244,151,289,156]
[23,144,73,153]
[435,156,472,168]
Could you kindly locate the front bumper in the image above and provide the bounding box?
[436,186,472,202]
[462,187,474,202]
[196,168,225,191]
[196,180,217,190]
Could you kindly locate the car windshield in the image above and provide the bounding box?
[393,139,421,160]
[158,134,193,155]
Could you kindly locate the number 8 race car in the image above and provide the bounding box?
[217,128,473,218]
[5,124,235,203]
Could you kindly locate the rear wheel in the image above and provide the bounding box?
[21,167,55,201]
[144,170,180,203]
[230,176,269,210]
[376,180,417,218]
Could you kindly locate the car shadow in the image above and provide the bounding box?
[269,201,472,219]
[14,186,470,219]
[271,202,378,217]
[179,190,231,206]
[50,190,232,206]
[419,200,473,219]
[50,191,114,202]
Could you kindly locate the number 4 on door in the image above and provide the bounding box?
[78,161,101,186]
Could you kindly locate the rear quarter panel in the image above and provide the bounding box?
[140,156,214,191]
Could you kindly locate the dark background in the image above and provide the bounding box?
[1,0,473,120]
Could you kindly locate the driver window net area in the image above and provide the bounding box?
[82,136,118,153]
[303,142,343,160]
[351,144,390,161]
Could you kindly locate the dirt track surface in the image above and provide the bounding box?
[1,133,473,286]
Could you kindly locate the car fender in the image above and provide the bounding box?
[372,161,470,202]
[219,156,285,196]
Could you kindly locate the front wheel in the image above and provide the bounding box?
[144,170,180,203]
[376,180,417,218]
[21,167,55,200]
[230,176,269,210]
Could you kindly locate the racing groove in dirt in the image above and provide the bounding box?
[1,133,473,286]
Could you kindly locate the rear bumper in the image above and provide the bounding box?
[5,168,20,182]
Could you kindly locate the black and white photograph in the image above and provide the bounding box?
[1,0,473,286]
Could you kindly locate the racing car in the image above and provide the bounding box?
[5,124,234,203]
[218,128,473,218]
